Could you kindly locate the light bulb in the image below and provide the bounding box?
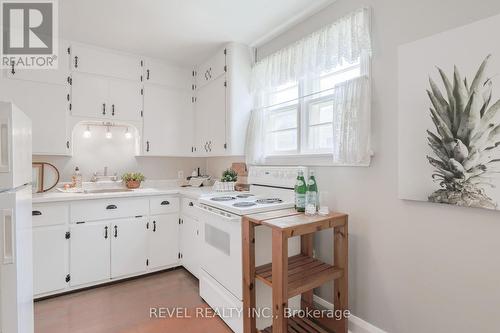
[105,126,112,139]
[124,127,132,139]
[83,125,91,138]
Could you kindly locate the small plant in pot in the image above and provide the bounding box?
[122,172,145,189]
[221,169,238,182]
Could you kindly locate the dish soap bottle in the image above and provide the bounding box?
[305,170,318,215]
[295,170,307,212]
[72,167,82,190]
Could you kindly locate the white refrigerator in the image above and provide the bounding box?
[0,102,34,333]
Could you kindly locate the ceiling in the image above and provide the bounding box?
[59,0,334,67]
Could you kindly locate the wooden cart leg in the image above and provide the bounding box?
[242,217,256,333]
[300,233,314,309]
[334,216,349,333]
[272,229,288,333]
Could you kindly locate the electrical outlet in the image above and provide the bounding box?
[178,170,184,179]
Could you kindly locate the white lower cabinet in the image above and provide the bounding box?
[70,221,111,287]
[111,217,148,278]
[33,226,69,295]
[180,215,200,278]
[148,214,179,269]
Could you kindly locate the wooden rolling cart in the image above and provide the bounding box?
[242,209,348,333]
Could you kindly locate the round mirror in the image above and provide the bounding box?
[32,162,60,193]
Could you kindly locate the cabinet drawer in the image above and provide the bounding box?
[32,203,69,227]
[181,197,197,218]
[150,196,179,215]
[70,198,149,223]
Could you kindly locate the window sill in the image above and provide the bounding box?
[261,153,372,167]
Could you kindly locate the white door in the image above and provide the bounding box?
[33,226,68,295]
[71,72,109,119]
[0,79,70,155]
[71,44,141,81]
[149,214,179,269]
[180,215,199,278]
[108,78,142,121]
[144,59,192,89]
[70,221,110,287]
[196,75,226,155]
[5,40,70,86]
[143,84,193,155]
[111,217,148,278]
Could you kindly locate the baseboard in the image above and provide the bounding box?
[312,295,388,333]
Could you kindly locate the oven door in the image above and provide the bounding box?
[197,204,242,300]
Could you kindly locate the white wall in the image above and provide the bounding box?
[253,1,500,332]
[35,123,206,182]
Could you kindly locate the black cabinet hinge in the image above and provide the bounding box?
[224,143,227,149]
[140,110,143,117]
[192,70,196,77]
[140,60,144,67]
[67,76,72,85]
[65,231,70,239]
[69,103,72,111]
[67,47,70,55]
[224,48,227,55]
[191,97,197,103]
[191,146,194,153]
[140,88,144,95]
[178,252,183,259]
[224,65,227,72]
[224,81,227,87]
[140,75,143,82]
[146,259,149,266]
[178,218,181,225]
[65,274,71,283]
[66,93,70,101]
[66,141,70,149]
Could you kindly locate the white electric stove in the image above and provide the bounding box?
[196,166,306,333]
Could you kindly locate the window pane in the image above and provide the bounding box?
[269,129,297,152]
[307,124,333,151]
[309,100,333,125]
[268,82,298,105]
[268,108,297,131]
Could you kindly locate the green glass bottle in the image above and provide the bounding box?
[295,170,307,212]
[306,170,318,213]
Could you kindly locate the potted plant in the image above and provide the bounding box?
[122,172,145,189]
[215,169,238,191]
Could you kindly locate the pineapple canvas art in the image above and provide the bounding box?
[398,13,500,211]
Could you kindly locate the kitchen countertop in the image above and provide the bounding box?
[32,186,214,203]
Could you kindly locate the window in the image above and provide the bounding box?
[264,61,361,156]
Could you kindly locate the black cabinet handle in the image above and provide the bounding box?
[114,225,118,238]
[11,61,15,75]
[153,221,156,232]
[146,69,150,80]
[104,226,108,239]
[188,202,194,207]
[112,104,115,116]
[106,204,117,210]
[102,103,106,115]
[160,200,170,206]
[74,56,78,68]
[32,211,42,216]
[66,141,70,149]
[146,141,150,152]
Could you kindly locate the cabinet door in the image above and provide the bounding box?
[71,72,109,119]
[144,59,192,89]
[70,222,110,287]
[197,48,226,89]
[143,84,193,155]
[33,226,68,295]
[0,79,70,155]
[149,214,179,269]
[71,44,141,81]
[108,78,142,121]
[196,75,226,155]
[111,218,148,278]
[5,40,70,85]
[180,215,199,278]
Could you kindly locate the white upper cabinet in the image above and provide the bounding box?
[143,58,192,89]
[108,78,143,122]
[194,43,252,156]
[197,48,227,89]
[71,73,142,122]
[4,40,70,86]
[0,78,70,155]
[70,43,142,81]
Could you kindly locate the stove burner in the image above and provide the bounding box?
[236,194,255,198]
[256,198,283,204]
[210,196,237,202]
[233,202,257,208]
